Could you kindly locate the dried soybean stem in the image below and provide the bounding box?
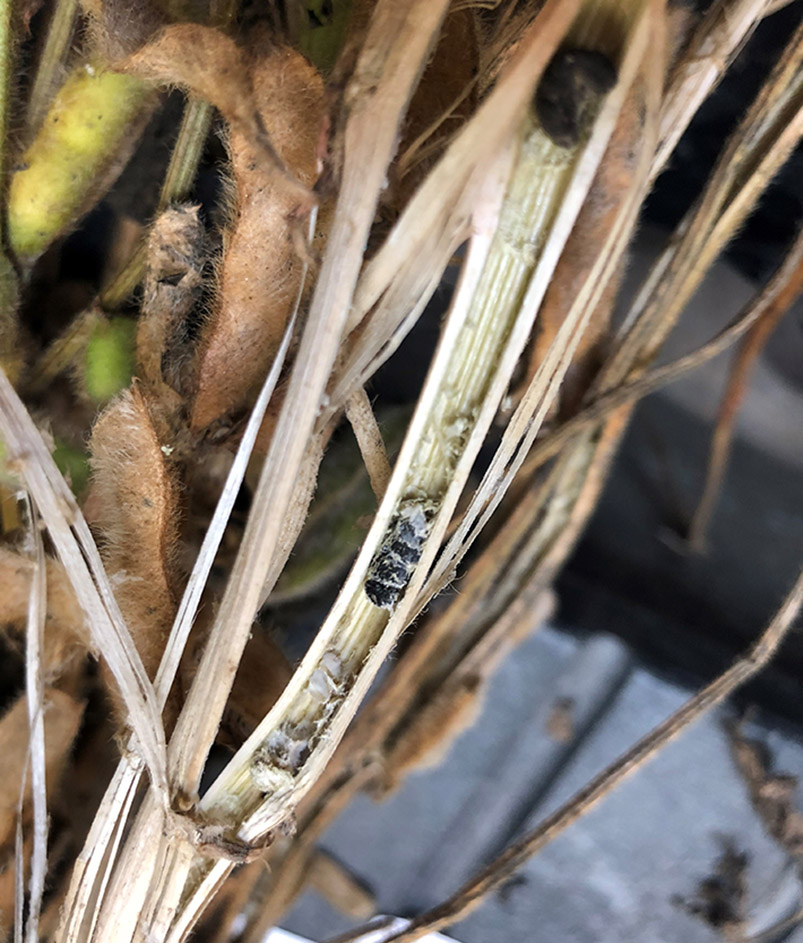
[345,388,392,500]
[419,0,663,606]
[518,223,803,478]
[202,0,633,850]
[22,497,47,943]
[687,225,803,549]
[131,5,585,935]
[170,0,452,801]
[374,568,803,943]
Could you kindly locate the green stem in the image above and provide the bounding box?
[157,98,212,211]
[0,0,20,382]
[26,0,79,137]
[0,0,12,173]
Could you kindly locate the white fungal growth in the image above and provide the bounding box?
[321,650,343,680]
[307,668,335,703]
[250,724,313,793]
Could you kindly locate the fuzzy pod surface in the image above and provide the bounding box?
[190,45,324,434]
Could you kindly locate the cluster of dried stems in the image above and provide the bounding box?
[0,0,801,940]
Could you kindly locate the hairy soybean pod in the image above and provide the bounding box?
[8,67,153,261]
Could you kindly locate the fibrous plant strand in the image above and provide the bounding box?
[22,497,47,943]
[604,16,803,391]
[653,0,771,177]
[517,221,803,480]
[687,225,803,548]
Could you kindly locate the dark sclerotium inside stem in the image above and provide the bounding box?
[535,48,618,148]
[364,501,432,610]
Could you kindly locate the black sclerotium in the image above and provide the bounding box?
[535,48,617,148]
[365,501,431,610]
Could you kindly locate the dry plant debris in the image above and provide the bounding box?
[674,837,749,938]
[0,0,800,940]
[728,720,803,860]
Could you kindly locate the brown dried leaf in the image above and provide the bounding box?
[88,386,181,689]
[0,547,92,682]
[191,45,324,434]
